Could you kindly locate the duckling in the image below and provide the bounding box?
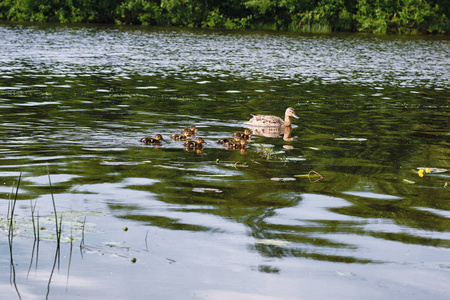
[217,138,234,145]
[140,134,163,145]
[245,107,299,127]
[232,129,252,140]
[226,139,248,150]
[180,125,198,136]
[222,137,236,147]
[219,137,241,147]
[184,137,205,150]
[170,132,190,141]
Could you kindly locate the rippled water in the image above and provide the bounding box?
[2,23,450,86]
[0,22,449,299]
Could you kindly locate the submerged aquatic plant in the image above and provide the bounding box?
[255,144,288,161]
[2,172,98,243]
[256,145,274,160]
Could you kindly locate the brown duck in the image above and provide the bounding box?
[245,107,299,127]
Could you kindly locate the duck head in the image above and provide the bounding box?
[286,107,299,119]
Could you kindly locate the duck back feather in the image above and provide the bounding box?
[245,107,299,127]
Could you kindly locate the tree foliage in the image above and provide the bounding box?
[0,0,448,33]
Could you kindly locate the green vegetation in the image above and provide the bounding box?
[0,0,448,33]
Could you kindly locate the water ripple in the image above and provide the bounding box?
[1,25,449,88]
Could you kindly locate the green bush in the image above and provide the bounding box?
[355,0,448,33]
[0,0,448,34]
[115,0,165,25]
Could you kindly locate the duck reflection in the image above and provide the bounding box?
[247,126,294,141]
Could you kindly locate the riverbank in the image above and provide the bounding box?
[0,0,449,34]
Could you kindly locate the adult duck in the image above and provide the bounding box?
[245,107,299,127]
[140,134,163,144]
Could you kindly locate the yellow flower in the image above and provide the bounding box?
[418,169,424,177]
[425,168,431,173]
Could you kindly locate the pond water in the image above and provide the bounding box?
[0,22,449,299]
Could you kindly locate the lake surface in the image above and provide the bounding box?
[0,22,449,299]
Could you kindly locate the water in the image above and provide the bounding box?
[0,22,449,299]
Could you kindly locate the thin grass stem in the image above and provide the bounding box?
[80,216,86,248]
[36,210,40,270]
[30,200,37,240]
[47,168,60,244]
[9,172,22,239]
[145,230,149,252]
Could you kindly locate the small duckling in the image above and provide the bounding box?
[217,138,234,145]
[184,137,205,150]
[226,139,248,150]
[140,134,163,145]
[170,132,190,141]
[232,129,251,140]
[180,125,198,136]
[218,137,241,147]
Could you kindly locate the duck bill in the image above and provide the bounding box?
[293,114,299,119]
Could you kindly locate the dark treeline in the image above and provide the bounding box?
[1,0,448,34]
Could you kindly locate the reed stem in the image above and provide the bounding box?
[8,172,22,238]
[47,168,61,244]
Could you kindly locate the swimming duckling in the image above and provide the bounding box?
[140,134,163,145]
[180,125,198,136]
[218,137,240,147]
[232,129,251,140]
[170,132,190,141]
[184,137,205,150]
[226,139,248,150]
[217,138,235,145]
[245,107,299,127]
